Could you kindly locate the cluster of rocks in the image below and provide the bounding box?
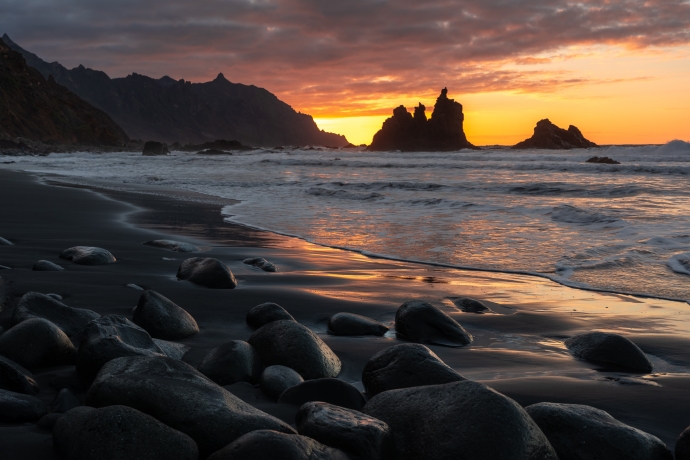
[1,238,687,459]
[513,119,598,149]
[586,155,621,164]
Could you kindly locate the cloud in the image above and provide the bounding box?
[1,0,689,115]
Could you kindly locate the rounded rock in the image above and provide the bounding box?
[0,388,47,422]
[362,343,465,397]
[53,405,198,460]
[207,429,350,460]
[133,290,199,340]
[143,239,200,252]
[176,257,237,289]
[248,320,341,380]
[677,426,690,460]
[246,302,295,329]
[363,380,557,460]
[259,365,303,399]
[565,332,653,372]
[51,388,81,413]
[32,260,65,271]
[395,300,472,347]
[0,318,76,369]
[59,246,116,265]
[0,355,39,395]
[453,297,490,313]
[296,401,393,460]
[198,340,263,385]
[243,257,277,272]
[328,312,389,336]
[526,402,673,460]
[13,291,100,337]
[278,378,365,411]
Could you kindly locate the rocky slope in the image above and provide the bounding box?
[0,38,128,147]
[3,34,347,147]
[513,119,597,149]
[367,88,476,151]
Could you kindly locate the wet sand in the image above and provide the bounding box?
[0,168,689,457]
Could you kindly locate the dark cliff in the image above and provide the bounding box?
[513,119,597,149]
[367,88,475,151]
[3,34,347,147]
[0,38,128,146]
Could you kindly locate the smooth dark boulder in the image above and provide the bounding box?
[525,402,672,460]
[32,260,64,271]
[133,290,199,340]
[362,343,465,397]
[143,239,199,252]
[328,312,389,336]
[142,140,169,156]
[565,332,653,372]
[297,401,393,460]
[395,300,472,347]
[76,315,166,381]
[0,355,39,395]
[54,405,198,460]
[363,380,557,460]
[207,430,350,460]
[246,302,295,329]
[243,257,277,272]
[0,236,12,245]
[278,378,365,411]
[47,293,63,300]
[0,318,76,368]
[176,257,237,289]
[59,246,116,265]
[453,297,490,313]
[51,388,81,413]
[13,291,100,337]
[586,156,620,164]
[153,338,190,359]
[198,340,263,385]
[513,119,597,149]
[368,88,475,151]
[248,320,341,380]
[0,388,47,422]
[677,426,690,460]
[86,356,295,458]
[260,365,303,399]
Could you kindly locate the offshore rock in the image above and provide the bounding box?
[526,402,673,460]
[142,141,169,156]
[368,88,475,151]
[513,119,597,149]
[87,356,295,458]
[586,156,620,164]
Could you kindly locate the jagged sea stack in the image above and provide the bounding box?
[367,88,475,151]
[513,119,597,149]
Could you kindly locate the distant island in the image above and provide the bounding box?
[368,88,476,151]
[2,34,348,148]
[512,119,597,149]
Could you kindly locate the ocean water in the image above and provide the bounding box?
[4,140,690,301]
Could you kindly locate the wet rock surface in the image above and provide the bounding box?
[248,320,341,380]
[13,291,100,337]
[362,343,465,397]
[395,300,472,347]
[86,356,295,458]
[297,401,393,460]
[328,312,389,336]
[565,332,653,372]
[198,340,263,385]
[143,239,199,252]
[453,297,490,313]
[32,260,64,271]
[246,302,295,329]
[243,257,277,272]
[176,257,237,289]
[0,388,47,422]
[0,355,39,395]
[132,290,199,340]
[526,402,673,460]
[259,365,304,399]
[59,246,116,265]
[278,378,366,411]
[363,380,558,460]
[206,429,351,460]
[0,318,76,368]
[53,405,198,460]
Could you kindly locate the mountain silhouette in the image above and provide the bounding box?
[3,34,347,147]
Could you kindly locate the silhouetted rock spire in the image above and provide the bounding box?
[368,88,475,151]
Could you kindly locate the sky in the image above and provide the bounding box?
[2,0,690,145]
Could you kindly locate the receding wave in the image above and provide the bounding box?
[668,253,690,275]
[305,187,383,200]
[549,205,619,224]
[510,183,642,197]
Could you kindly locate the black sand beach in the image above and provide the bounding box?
[1,168,689,458]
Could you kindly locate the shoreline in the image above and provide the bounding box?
[1,168,689,456]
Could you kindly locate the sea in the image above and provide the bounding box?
[4,140,690,301]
